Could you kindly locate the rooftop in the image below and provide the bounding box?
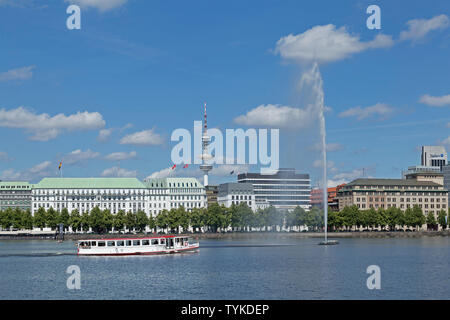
[0,181,32,189]
[346,178,442,187]
[35,178,146,189]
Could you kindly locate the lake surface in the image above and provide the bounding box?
[0,237,448,299]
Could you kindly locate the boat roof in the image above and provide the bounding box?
[78,235,190,242]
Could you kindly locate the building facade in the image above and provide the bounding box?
[218,183,256,211]
[421,146,447,169]
[205,185,218,207]
[310,184,346,211]
[32,177,207,217]
[443,164,450,205]
[0,181,32,211]
[337,178,448,217]
[237,168,311,210]
[141,177,206,215]
[32,178,148,215]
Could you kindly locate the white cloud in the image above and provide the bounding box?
[146,167,174,179]
[1,160,53,181]
[101,166,137,178]
[65,0,127,12]
[0,107,105,141]
[234,104,314,129]
[120,129,164,146]
[0,66,35,82]
[338,103,394,120]
[400,14,449,42]
[419,94,450,107]
[274,24,394,64]
[98,128,113,142]
[105,151,137,161]
[63,149,100,165]
[327,168,374,187]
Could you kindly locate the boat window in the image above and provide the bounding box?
[91,241,97,246]
[117,240,124,246]
[151,239,159,245]
[133,240,140,246]
[98,241,106,247]
[126,240,132,246]
[142,240,150,246]
[160,238,165,244]
[107,241,115,246]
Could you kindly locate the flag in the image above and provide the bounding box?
[58,161,62,170]
[183,164,189,168]
[171,164,177,170]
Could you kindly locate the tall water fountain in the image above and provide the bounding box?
[298,63,338,245]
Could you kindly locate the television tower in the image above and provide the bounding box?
[200,102,213,186]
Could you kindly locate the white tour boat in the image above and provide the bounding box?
[77,235,199,256]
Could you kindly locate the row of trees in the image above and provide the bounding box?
[0,204,324,234]
[0,204,448,234]
[328,205,448,231]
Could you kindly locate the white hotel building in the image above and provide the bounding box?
[32,177,207,217]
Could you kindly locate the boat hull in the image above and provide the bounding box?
[77,243,199,256]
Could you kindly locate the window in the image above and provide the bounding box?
[142,240,150,246]
[107,241,115,246]
[98,241,106,247]
[152,239,159,245]
[133,240,141,246]
[117,240,124,246]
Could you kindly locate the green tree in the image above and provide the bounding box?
[81,211,90,232]
[437,209,447,230]
[103,209,113,233]
[135,210,149,233]
[147,214,156,233]
[89,206,105,233]
[156,209,169,233]
[190,207,203,233]
[21,209,33,230]
[125,211,137,232]
[205,203,223,232]
[113,210,126,232]
[404,208,414,229]
[69,209,82,232]
[59,208,70,231]
[426,212,437,231]
[412,205,425,230]
[46,207,60,230]
[34,207,47,230]
[12,208,23,229]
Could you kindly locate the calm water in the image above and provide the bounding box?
[0,237,449,299]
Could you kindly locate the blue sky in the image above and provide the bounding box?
[0,0,449,186]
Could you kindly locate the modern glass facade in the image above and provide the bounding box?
[237,168,311,210]
[0,181,32,211]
